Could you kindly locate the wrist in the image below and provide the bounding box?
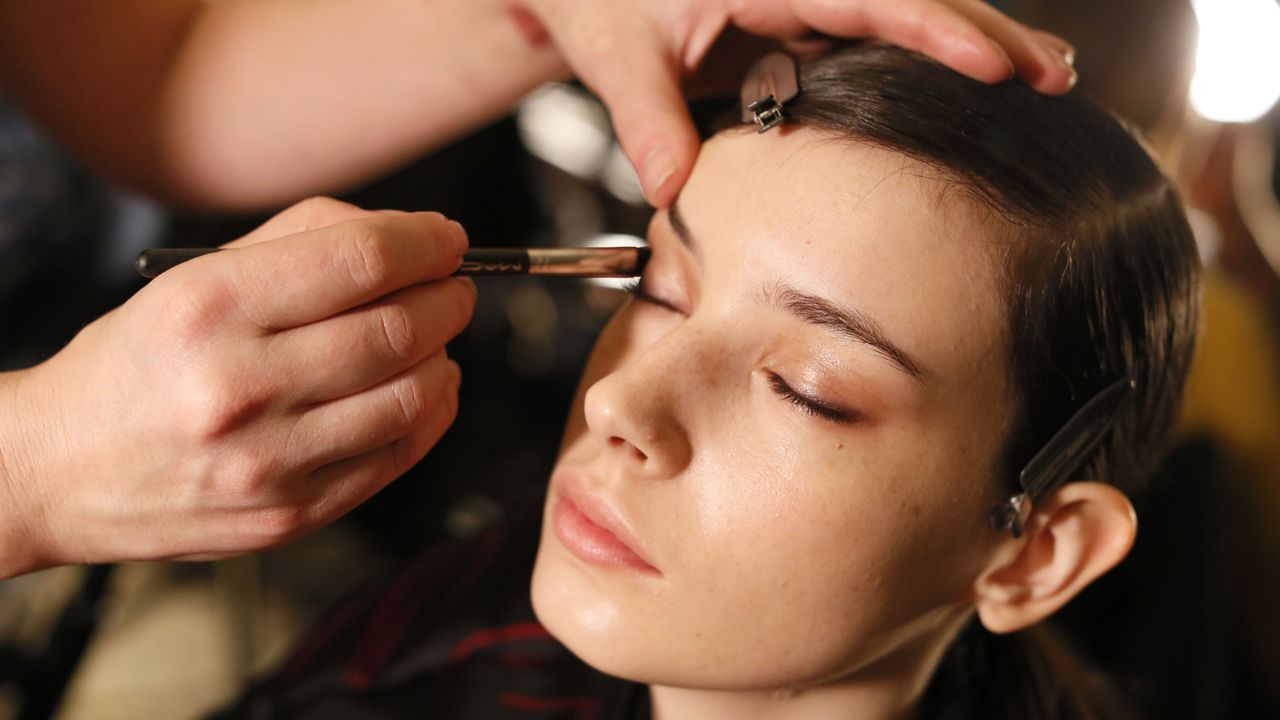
[0,368,57,577]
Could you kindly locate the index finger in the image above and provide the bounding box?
[780,0,1017,84]
[220,211,469,330]
[779,0,1076,92]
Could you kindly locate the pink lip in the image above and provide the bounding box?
[551,473,660,575]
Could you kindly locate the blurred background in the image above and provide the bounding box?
[2,0,1279,717]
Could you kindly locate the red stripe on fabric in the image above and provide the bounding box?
[447,622,553,663]
[499,652,557,668]
[273,581,383,688]
[343,529,506,689]
[341,547,453,689]
[499,691,600,716]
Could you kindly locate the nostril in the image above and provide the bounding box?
[608,436,648,461]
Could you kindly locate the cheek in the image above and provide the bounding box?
[660,432,981,684]
[536,302,995,688]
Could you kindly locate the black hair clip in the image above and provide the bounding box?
[991,378,1136,539]
[740,53,800,133]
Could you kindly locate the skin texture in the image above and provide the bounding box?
[0,0,1074,577]
[0,0,1074,210]
[518,0,1078,205]
[0,199,473,577]
[531,129,1019,717]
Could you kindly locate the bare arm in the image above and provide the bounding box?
[0,0,566,210]
[0,0,1073,211]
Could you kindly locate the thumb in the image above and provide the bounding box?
[556,15,701,207]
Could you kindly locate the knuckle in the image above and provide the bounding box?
[420,210,448,225]
[374,302,419,363]
[336,221,393,290]
[163,282,234,345]
[290,196,353,228]
[242,505,306,546]
[390,372,432,428]
[290,195,331,218]
[580,27,621,65]
[178,375,258,443]
[223,444,281,497]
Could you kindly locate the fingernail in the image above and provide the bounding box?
[1038,36,1074,69]
[641,145,676,206]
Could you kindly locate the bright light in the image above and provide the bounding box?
[516,85,612,179]
[1190,0,1280,123]
[580,233,646,291]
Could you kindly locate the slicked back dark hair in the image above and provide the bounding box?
[716,45,1200,718]
[773,45,1199,503]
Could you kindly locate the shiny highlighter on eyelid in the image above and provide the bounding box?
[766,370,857,424]
[624,274,861,424]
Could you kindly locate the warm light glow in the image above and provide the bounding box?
[581,234,646,291]
[1190,0,1280,123]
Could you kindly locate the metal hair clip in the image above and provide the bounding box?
[991,377,1136,539]
[740,53,800,133]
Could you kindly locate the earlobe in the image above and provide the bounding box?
[972,482,1136,634]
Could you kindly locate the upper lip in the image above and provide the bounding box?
[554,470,660,573]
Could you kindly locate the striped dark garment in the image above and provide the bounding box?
[211,511,647,720]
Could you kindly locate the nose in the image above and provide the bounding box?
[582,344,695,478]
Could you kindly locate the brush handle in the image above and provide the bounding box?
[136,246,649,279]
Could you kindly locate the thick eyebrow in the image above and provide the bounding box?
[761,282,925,385]
[666,202,699,260]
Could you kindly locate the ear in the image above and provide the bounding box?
[972,482,1137,634]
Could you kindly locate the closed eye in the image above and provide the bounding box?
[766,371,855,424]
[624,276,682,314]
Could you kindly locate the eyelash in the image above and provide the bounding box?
[766,371,855,424]
[622,276,680,313]
[625,279,853,425]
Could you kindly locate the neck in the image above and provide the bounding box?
[647,613,969,720]
[649,680,919,720]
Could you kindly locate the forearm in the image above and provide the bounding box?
[0,0,566,211]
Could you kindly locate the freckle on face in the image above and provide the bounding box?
[530,128,1011,691]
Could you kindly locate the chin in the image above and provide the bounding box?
[530,524,698,686]
[532,544,643,680]
[531,543,832,691]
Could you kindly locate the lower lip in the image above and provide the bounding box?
[552,496,658,574]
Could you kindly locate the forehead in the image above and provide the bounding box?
[679,127,1009,392]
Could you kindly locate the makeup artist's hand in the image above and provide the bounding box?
[517,0,1077,206]
[0,198,473,577]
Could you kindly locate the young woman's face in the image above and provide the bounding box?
[531,128,1014,691]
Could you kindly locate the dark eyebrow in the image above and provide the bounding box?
[666,202,699,260]
[761,282,925,384]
